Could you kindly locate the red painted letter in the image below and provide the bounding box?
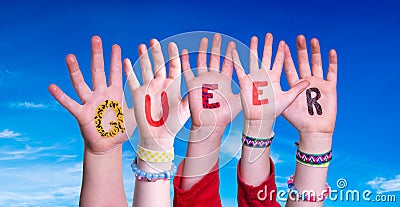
[202,84,220,109]
[145,91,169,127]
[252,81,269,105]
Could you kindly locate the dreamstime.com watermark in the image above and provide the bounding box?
[257,178,397,203]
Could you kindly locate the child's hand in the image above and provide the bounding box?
[283,35,338,136]
[181,34,241,129]
[124,40,189,150]
[232,34,309,137]
[49,36,136,154]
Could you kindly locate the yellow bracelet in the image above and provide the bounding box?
[137,145,174,163]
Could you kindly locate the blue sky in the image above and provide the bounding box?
[1,0,400,206]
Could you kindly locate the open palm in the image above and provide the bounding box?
[232,34,309,125]
[124,40,189,149]
[181,34,242,128]
[49,36,136,154]
[283,35,338,134]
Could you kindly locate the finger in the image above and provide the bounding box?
[261,33,273,70]
[197,37,208,75]
[150,39,167,79]
[138,44,153,84]
[327,49,338,85]
[48,84,81,117]
[296,35,312,78]
[311,38,323,78]
[284,44,300,87]
[181,49,195,81]
[282,81,310,108]
[123,58,140,92]
[232,49,247,82]
[221,41,236,78]
[65,54,91,103]
[168,42,181,80]
[91,36,107,90]
[271,41,286,79]
[249,36,259,73]
[209,33,222,72]
[109,44,122,88]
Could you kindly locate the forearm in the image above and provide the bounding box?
[286,132,332,207]
[240,119,274,186]
[80,145,128,207]
[133,136,174,207]
[133,160,172,207]
[180,125,225,190]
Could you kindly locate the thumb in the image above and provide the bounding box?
[282,80,310,107]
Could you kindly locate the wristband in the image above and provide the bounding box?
[137,145,174,163]
[242,133,274,148]
[131,158,176,182]
[296,148,332,168]
[287,175,330,202]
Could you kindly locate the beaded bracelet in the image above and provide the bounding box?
[131,158,177,182]
[242,133,274,148]
[137,145,174,163]
[296,148,332,168]
[287,175,330,202]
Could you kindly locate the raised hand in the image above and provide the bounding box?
[124,39,189,150]
[284,35,338,207]
[125,40,190,207]
[178,34,241,191]
[283,35,338,135]
[181,34,241,128]
[232,33,309,135]
[49,36,136,154]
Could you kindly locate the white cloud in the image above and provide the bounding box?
[367,175,400,194]
[9,101,49,109]
[270,152,284,164]
[0,162,82,207]
[0,129,21,138]
[0,66,16,77]
[0,187,81,207]
[6,101,62,111]
[64,163,83,174]
[0,145,56,161]
[57,155,78,162]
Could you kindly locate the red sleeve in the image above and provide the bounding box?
[173,160,222,207]
[237,158,281,207]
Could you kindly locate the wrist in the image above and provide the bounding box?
[189,124,226,142]
[298,132,332,153]
[137,158,172,173]
[184,125,226,158]
[84,144,122,157]
[139,136,174,151]
[243,119,274,138]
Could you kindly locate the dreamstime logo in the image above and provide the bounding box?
[336,178,347,189]
[257,178,397,203]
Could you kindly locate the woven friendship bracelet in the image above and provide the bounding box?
[131,158,177,182]
[137,145,174,163]
[287,175,330,202]
[242,133,274,148]
[296,148,332,168]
